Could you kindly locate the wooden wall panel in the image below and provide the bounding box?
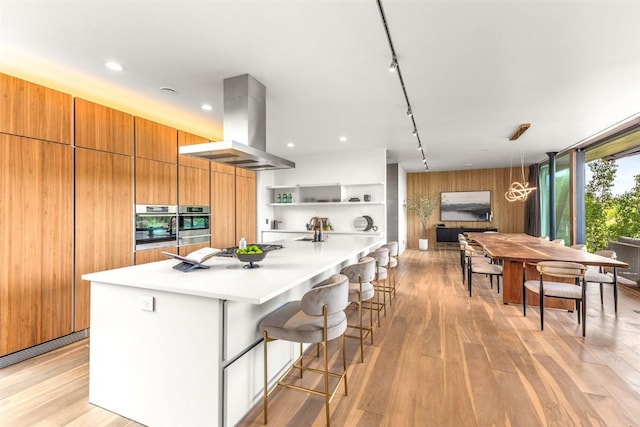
[0,73,72,144]
[179,165,210,206]
[134,117,177,163]
[178,130,210,169]
[211,169,236,249]
[235,171,257,243]
[135,158,177,205]
[0,135,73,356]
[75,98,134,155]
[407,167,527,249]
[75,148,134,330]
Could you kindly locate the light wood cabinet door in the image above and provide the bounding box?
[178,130,210,169]
[75,148,134,330]
[179,165,210,206]
[211,169,236,249]
[0,73,72,144]
[235,170,257,243]
[134,117,177,163]
[135,247,176,265]
[0,134,73,356]
[74,98,134,155]
[178,242,211,257]
[135,158,177,205]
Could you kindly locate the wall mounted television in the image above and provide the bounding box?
[440,191,491,221]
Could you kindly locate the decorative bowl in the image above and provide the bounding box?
[236,251,267,268]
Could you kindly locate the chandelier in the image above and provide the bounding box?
[505,124,536,202]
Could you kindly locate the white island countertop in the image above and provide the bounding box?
[82,234,383,305]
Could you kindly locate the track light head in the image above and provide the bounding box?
[407,107,413,117]
[389,58,398,72]
[412,128,417,137]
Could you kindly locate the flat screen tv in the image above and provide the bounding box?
[440,191,491,221]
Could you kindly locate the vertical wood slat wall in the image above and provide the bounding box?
[0,72,257,357]
[407,168,527,249]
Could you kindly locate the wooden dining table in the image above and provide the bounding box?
[465,232,630,309]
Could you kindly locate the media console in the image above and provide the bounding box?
[436,227,498,245]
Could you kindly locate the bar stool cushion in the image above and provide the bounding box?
[260,274,348,343]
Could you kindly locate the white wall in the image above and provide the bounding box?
[397,164,407,254]
[256,148,387,241]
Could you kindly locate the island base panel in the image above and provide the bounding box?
[89,282,220,426]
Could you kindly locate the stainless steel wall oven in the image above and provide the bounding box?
[178,205,211,246]
[135,205,178,250]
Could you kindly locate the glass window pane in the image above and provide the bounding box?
[555,153,572,244]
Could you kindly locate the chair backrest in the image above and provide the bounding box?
[595,250,617,260]
[303,274,349,316]
[552,239,565,246]
[381,241,399,257]
[571,244,587,251]
[340,257,376,283]
[539,235,550,241]
[367,247,389,267]
[536,261,586,279]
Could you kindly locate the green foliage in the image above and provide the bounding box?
[585,159,639,251]
[408,194,436,238]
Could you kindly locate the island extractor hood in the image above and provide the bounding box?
[179,74,295,170]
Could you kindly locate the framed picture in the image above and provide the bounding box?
[440,191,491,221]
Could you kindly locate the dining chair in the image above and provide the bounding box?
[552,238,565,246]
[259,273,349,426]
[464,242,502,296]
[523,261,587,336]
[586,250,619,312]
[571,244,587,251]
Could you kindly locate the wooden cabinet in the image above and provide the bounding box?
[135,117,177,163]
[211,164,236,249]
[135,247,176,265]
[179,165,210,206]
[235,168,256,243]
[0,73,72,144]
[135,157,177,205]
[75,148,134,330]
[178,242,211,257]
[0,134,73,356]
[74,98,133,155]
[178,130,210,169]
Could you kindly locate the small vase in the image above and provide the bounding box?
[418,238,429,251]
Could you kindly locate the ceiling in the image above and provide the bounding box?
[1,0,640,172]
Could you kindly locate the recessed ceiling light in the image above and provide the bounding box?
[287,142,295,148]
[105,61,124,71]
[482,147,491,151]
[201,103,213,111]
[339,136,347,142]
[464,163,472,167]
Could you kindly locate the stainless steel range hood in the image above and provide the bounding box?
[179,74,295,171]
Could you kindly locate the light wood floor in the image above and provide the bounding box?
[2,249,640,426]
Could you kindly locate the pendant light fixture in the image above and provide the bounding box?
[505,123,536,202]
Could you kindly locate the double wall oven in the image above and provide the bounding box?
[135,205,211,250]
[177,205,211,246]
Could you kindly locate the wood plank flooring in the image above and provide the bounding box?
[1,249,640,426]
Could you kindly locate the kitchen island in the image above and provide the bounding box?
[82,234,383,427]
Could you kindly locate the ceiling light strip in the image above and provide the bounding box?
[376,0,428,171]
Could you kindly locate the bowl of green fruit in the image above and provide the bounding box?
[236,245,267,268]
